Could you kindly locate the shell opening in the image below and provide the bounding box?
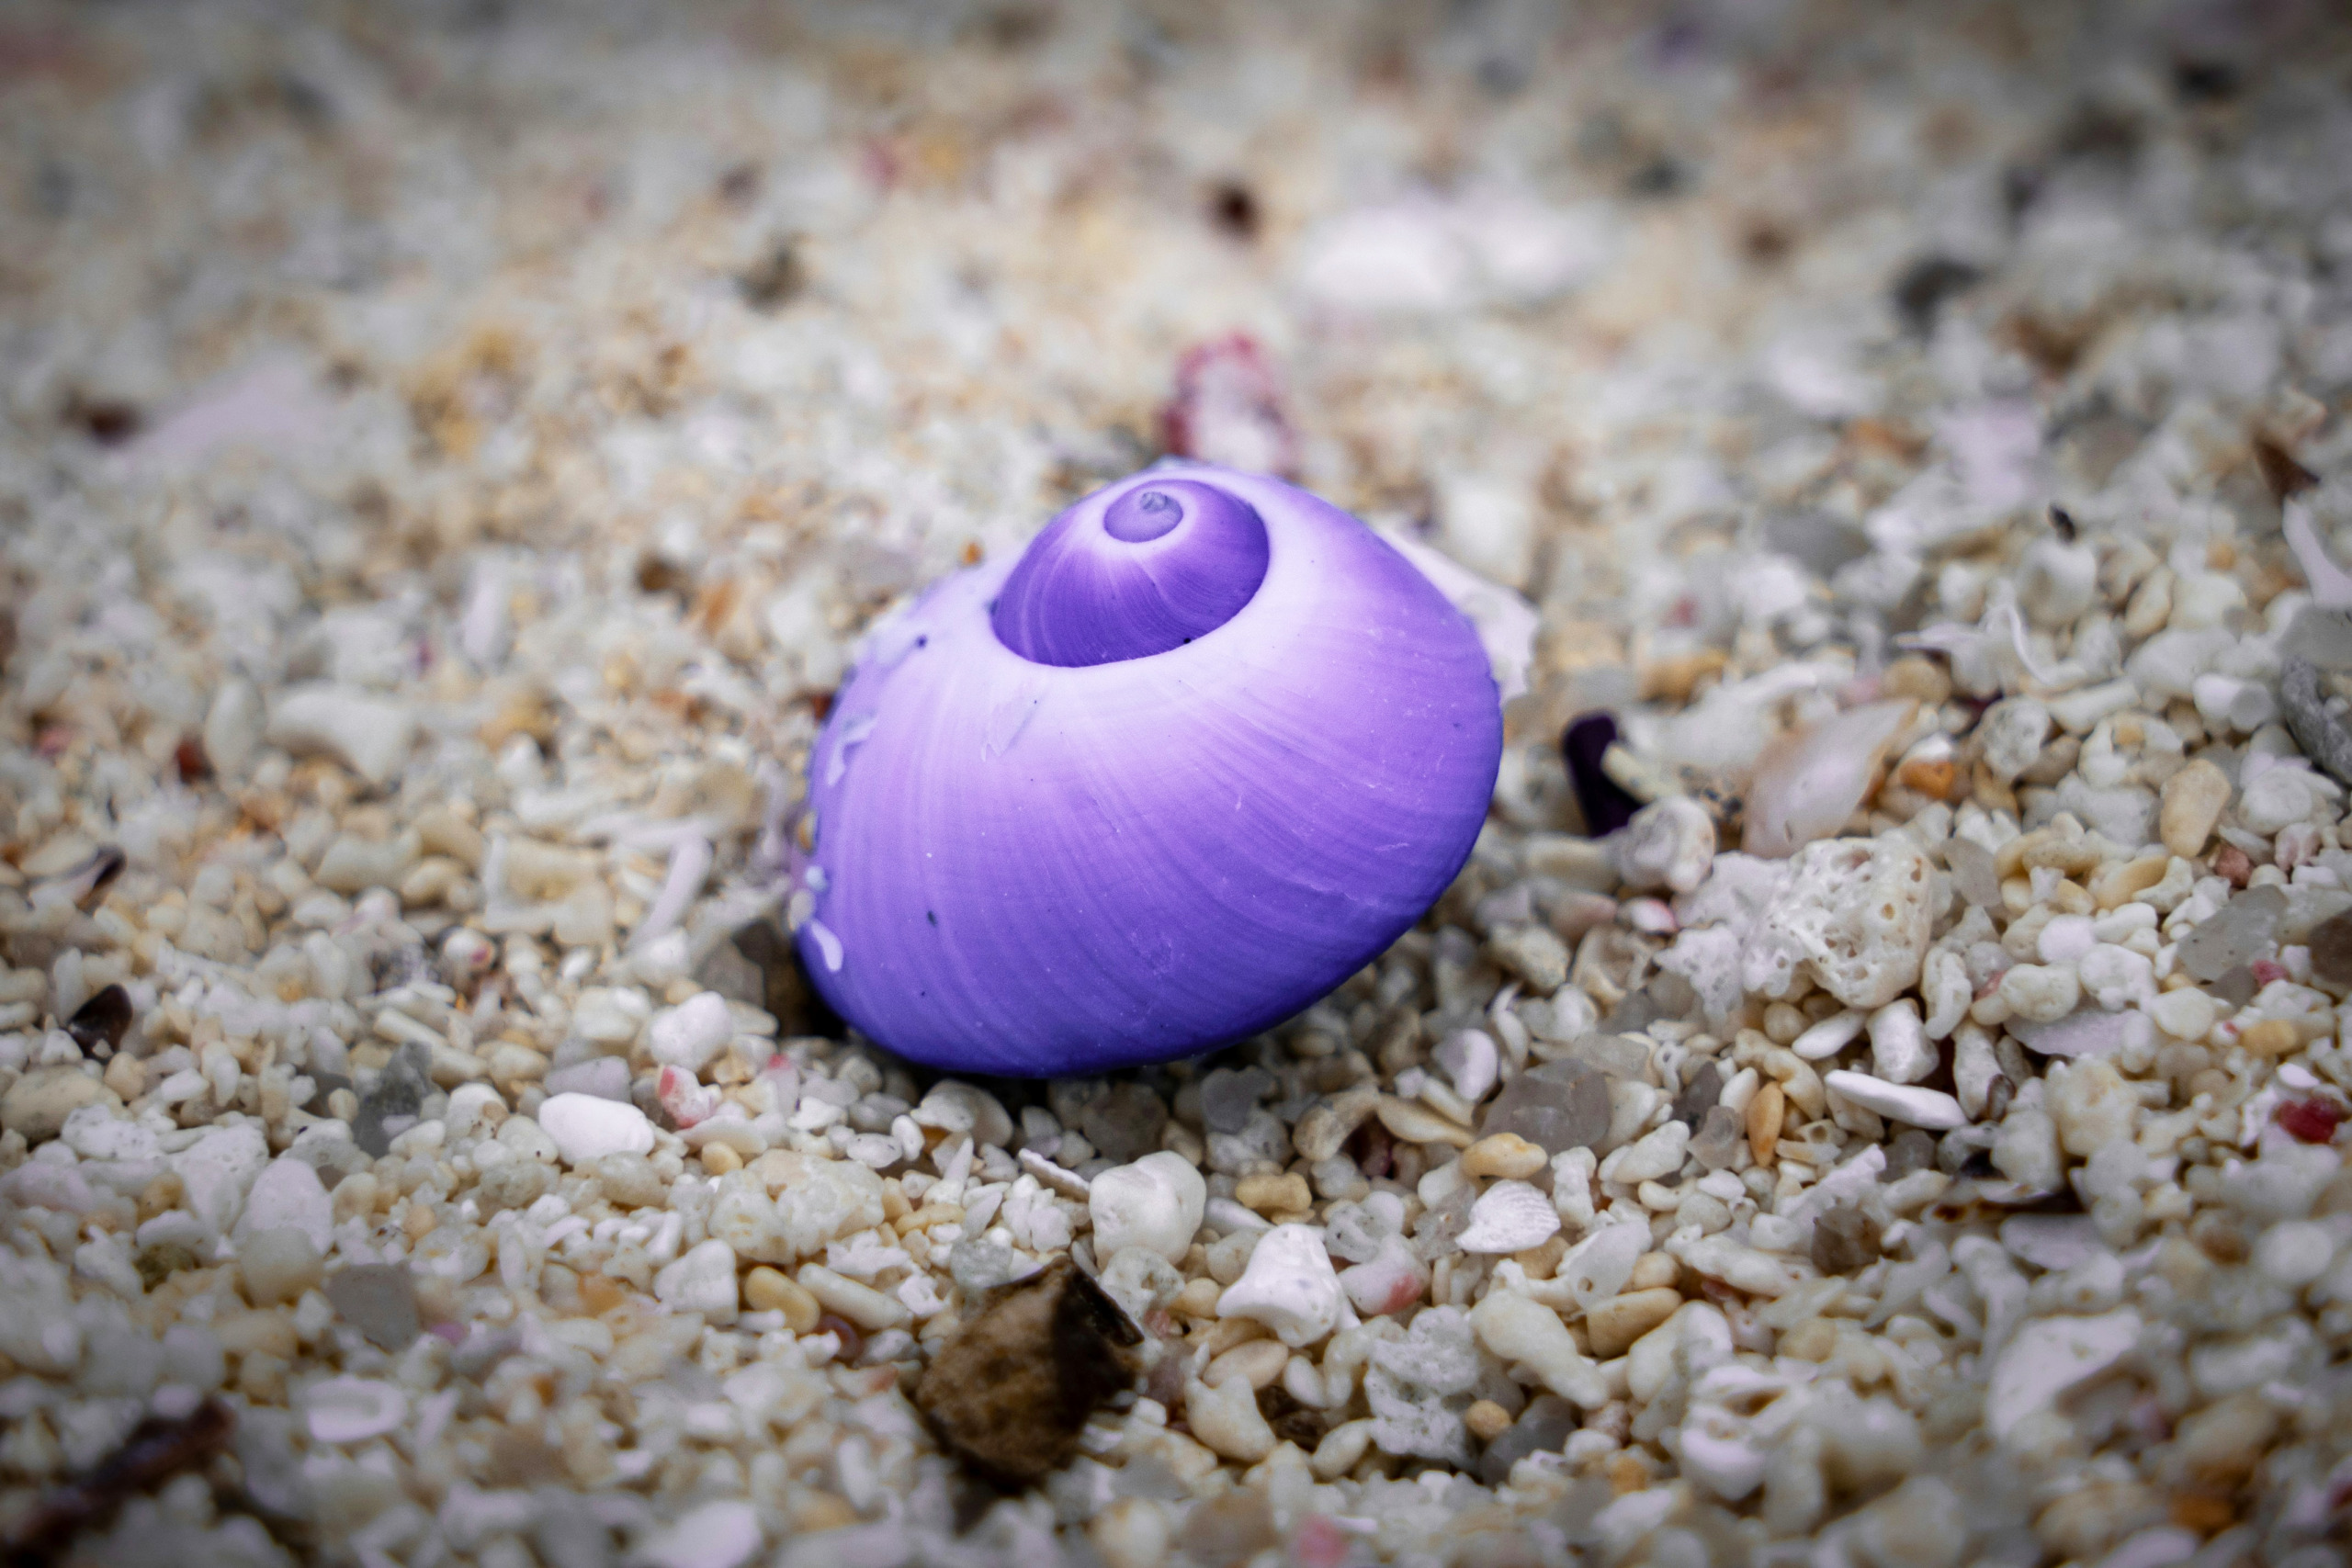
[990,476,1270,667]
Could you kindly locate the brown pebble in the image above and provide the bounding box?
[1809,1205,1883,1276]
[2309,909,2352,990]
[914,1258,1143,1486]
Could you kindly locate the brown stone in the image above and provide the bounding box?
[915,1258,1143,1486]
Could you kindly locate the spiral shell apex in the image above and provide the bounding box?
[795,463,1504,1077]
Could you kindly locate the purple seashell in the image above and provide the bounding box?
[796,463,1503,1077]
[1562,711,1640,835]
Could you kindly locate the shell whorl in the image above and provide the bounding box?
[989,477,1271,667]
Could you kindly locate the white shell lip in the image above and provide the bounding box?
[798,464,1505,1077]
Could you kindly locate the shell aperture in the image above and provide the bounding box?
[797,464,1503,1077]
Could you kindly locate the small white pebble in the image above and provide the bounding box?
[1822,1070,1966,1130]
[1791,1010,1865,1061]
[536,1093,654,1166]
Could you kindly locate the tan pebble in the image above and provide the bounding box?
[1461,1133,1549,1181]
[1512,1234,1568,1280]
[1203,1314,1270,1357]
[401,1202,437,1241]
[1605,1452,1653,1495]
[1640,650,1726,704]
[2238,1019,2299,1056]
[1172,1278,1223,1318]
[700,1143,741,1175]
[236,1351,289,1404]
[895,1202,965,1235]
[1090,1497,1171,1568]
[1464,1399,1512,1442]
[579,1272,628,1315]
[1779,1318,1838,1361]
[2088,855,2167,910]
[792,1493,861,1533]
[2175,1393,2280,1487]
[1897,756,1958,798]
[1762,1002,1808,1045]
[138,1172,185,1224]
[744,1266,820,1333]
[1584,1286,1682,1357]
[2124,570,2173,637]
[103,1052,147,1100]
[881,1182,912,1223]
[1881,657,1952,707]
[2159,760,2231,859]
[1627,1252,1679,1292]
[1234,1172,1312,1217]
[1204,1337,1289,1391]
[213,1307,300,1359]
[1747,1082,1785,1165]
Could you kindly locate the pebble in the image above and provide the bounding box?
[2179,885,2288,982]
[1487,925,1570,994]
[1611,796,1716,893]
[1867,998,1933,1085]
[1822,1070,1966,1130]
[1584,1287,1683,1357]
[1791,1010,1865,1061]
[1198,1066,1276,1134]
[1454,1180,1561,1253]
[1433,1029,1500,1103]
[203,677,266,778]
[648,991,735,1071]
[265,683,417,787]
[1809,1207,1883,1275]
[2238,766,2320,834]
[1088,1151,1206,1262]
[1598,1121,1688,1184]
[1184,1371,1275,1463]
[174,1122,271,1237]
[2308,908,2352,988]
[1975,698,2052,783]
[233,1156,334,1252]
[1459,1133,1548,1181]
[638,1501,763,1568]
[240,1228,324,1305]
[742,1266,820,1331]
[2047,1058,2134,1156]
[653,1239,741,1325]
[0,1066,116,1145]
[1374,1095,1475,1148]
[1469,1292,1607,1406]
[1479,1058,1611,1153]
[1984,1310,2141,1441]
[1997,963,2080,1023]
[1292,1086,1380,1163]
[536,1092,654,1166]
[323,1264,421,1350]
[912,1081,1014,1147]
[303,1375,410,1444]
[915,1259,1142,1484]
[1217,1224,1352,1348]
